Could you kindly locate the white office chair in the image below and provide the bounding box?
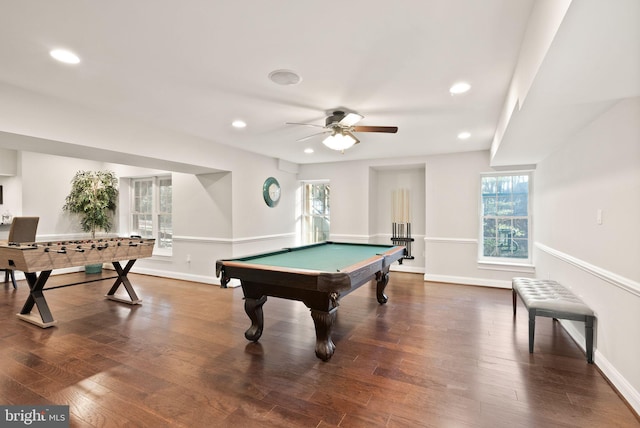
[2,216,39,288]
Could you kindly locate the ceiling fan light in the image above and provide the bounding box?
[322,132,357,151]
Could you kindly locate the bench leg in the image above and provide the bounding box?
[585,316,594,364]
[528,310,536,353]
[512,289,517,316]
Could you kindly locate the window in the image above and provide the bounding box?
[480,173,531,262]
[131,176,172,252]
[302,182,330,244]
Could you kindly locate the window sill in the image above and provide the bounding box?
[477,260,535,274]
[152,249,173,259]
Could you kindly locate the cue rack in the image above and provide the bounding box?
[391,189,414,260]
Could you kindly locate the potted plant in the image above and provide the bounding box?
[63,170,119,273]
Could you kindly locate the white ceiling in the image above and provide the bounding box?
[0,0,637,167]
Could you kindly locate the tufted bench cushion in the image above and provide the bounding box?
[512,277,595,363]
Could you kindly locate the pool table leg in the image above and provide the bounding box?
[244,295,267,341]
[311,308,337,361]
[376,271,390,304]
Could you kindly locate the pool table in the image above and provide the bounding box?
[215,241,406,361]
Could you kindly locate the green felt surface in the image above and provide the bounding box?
[241,243,394,272]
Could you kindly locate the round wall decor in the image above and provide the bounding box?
[262,177,281,207]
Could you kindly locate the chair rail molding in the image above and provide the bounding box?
[424,237,478,244]
[172,232,295,245]
[535,242,640,297]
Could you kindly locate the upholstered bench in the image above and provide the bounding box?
[512,277,595,363]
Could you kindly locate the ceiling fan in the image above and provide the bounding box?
[286,110,398,152]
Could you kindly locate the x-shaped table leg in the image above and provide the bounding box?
[105,260,142,304]
[17,270,57,327]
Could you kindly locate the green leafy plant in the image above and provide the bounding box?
[63,170,119,239]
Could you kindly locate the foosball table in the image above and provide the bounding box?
[0,237,155,328]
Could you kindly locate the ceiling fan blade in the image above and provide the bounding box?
[353,126,398,133]
[285,122,326,128]
[338,112,363,127]
[296,130,331,142]
[344,131,360,145]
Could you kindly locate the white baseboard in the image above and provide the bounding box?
[9,264,420,288]
[111,265,223,287]
[593,350,640,415]
[391,265,425,274]
[423,273,512,289]
[561,317,640,415]
[9,266,236,290]
[10,267,83,281]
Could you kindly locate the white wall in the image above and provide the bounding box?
[299,159,425,272]
[0,177,21,240]
[298,161,372,241]
[21,152,105,238]
[0,148,17,175]
[5,143,298,284]
[229,157,298,255]
[424,150,535,287]
[371,166,426,265]
[5,143,550,293]
[0,149,22,239]
[298,153,533,282]
[534,97,640,413]
[112,168,236,282]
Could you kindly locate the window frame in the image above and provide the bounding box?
[301,181,330,245]
[130,175,172,256]
[478,171,533,266]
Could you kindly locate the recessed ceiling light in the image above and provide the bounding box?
[457,131,471,140]
[449,82,471,95]
[50,49,80,64]
[231,120,247,128]
[304,148,314,154]
[268,69,302,86]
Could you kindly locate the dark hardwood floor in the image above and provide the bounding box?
[1,271,638,427]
